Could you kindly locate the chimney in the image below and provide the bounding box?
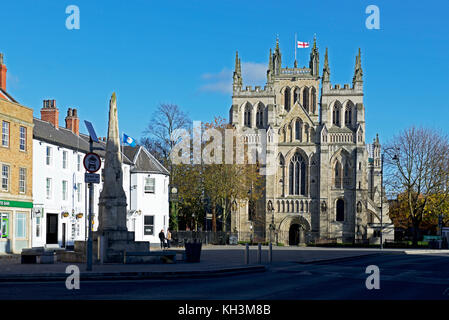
[0,53,7,92]
[40,99,59,128]
[65,107,80,135]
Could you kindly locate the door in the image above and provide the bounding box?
[62,223,66,248]
[46,214,58,244]
[289,224,300,246]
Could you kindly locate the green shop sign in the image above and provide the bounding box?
[0,200,33,209]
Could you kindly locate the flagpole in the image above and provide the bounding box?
[295,33,297,64]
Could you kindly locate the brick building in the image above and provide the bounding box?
[0,54,34,253]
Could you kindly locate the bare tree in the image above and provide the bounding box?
[384,126,449,245]
[142,103,190,168]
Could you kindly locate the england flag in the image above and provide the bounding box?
[297,41,310,48]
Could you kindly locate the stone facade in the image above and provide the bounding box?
[229,38,392,245]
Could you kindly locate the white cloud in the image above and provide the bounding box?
[199,62,267,94]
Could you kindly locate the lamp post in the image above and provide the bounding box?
[170,186,178,232]
[268,201,275,245]
[249,223,253,245]
[380,153,384,250]
[321,201,327,239]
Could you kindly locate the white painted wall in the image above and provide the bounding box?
[31,137,169,249]
[32,139,87,248]
[129,172,169,245]
[32,138,134,248]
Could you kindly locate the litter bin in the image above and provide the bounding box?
[185,240,202,262]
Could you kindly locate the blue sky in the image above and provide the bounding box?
[1,0,448,144]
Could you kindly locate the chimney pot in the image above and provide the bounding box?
[65,107,79,136]
[0,53,7,91]
[41,99,59,128]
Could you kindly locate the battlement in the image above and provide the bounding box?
[322,82,363,95]
[279,67,311,75]
[233,84,274,97]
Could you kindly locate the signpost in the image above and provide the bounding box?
[83,120,102,271]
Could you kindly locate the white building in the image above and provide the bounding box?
[31,101,169,249]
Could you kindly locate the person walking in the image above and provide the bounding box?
[159,229,165,249]
[166,229,172,248]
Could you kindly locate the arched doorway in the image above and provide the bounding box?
[336,199,345,221]
[289,224,300,245]
[278,215,311,245]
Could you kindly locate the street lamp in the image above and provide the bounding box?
[268,201,275,245]
[380,153,384,250]
[249,223,253,244]
[170,186,178,232]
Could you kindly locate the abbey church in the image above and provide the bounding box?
[228,38,393,245]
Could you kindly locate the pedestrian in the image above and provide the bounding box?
[166,229,172,248]
[159,229,165,249]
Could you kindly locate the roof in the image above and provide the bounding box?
[0,88,17,103]
[122,145,169,175]
[33,118,133,165]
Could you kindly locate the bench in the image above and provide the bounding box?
[123,251,177,264]
[21,248,55,264]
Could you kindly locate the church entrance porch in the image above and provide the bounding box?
[278,215,311,246]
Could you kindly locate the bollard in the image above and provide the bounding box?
[268,242,272,264]
[245,244,249,264]
[257,243,262,264]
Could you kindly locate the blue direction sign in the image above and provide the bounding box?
[84,173,100,184]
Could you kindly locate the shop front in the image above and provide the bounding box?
[0,199,33,253]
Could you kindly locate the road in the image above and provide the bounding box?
[2,253,449,300]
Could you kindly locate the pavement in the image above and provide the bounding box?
[1,246,448,282]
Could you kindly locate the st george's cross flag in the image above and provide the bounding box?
[297,41,310,48]
[123,133,137,147]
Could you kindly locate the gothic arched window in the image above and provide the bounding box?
[295,119,302,141]
[284,87,291,111]
[303,87,309,112]
[244,103,252,127]
[289,151,307,195]
[294,88,300,105]
[332,101,341,126]
[345,106,352,126]
[311,87,317,113]
[334,161,342,188]
[256,104,264,128]
[279,154,285,196]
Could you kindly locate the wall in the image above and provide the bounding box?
[0,99,33,253]
[130,172,169,244]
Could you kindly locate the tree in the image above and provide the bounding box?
[142,104,191,230]
[142,103,190,169]
[202,117,264,231]
[384,126,449,245]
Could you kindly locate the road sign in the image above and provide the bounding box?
[84,173,100,184]
[83,153,101,173]
[84,120,99,143]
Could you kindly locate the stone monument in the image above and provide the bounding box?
[94,93,149,263]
